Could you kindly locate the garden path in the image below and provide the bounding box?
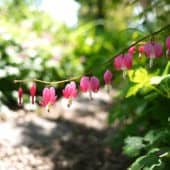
[0,89,130,170]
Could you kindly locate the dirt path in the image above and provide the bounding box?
[0,90,130,170]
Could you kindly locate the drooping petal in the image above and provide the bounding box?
[40,87,57,106]
[29,83,36,96]
[144,42,163,58]
[62,87,69,98]
[49,87,57,104]
[42,87,50,105]
[128,46,136,56]
[123,53,133,70]
[80,76,90,92]
[63,81,77,98]
[29,83,36,104]
[69,81,77,97]
[138,45,144,53]
[90,76,100,92]
[63,83,71,98]
[49,87,56,96]
[18,87,23,106]
[104,70,112,84]
[144,43,154,58]
[40,88,48,106]
[114,55,123,70]
[153,42,163,57]
[138,45,145,58]
[18,87,23,98]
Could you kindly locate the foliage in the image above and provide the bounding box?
[109,55,170,169]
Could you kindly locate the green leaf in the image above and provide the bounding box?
[158,75,170,97]
[163,61,170,76]
[129,154,163,170]
[126,68,150,97]
[126,84,143,97]
[144,130,158,145]
[124,136,145,157]
[144,129,170,145]
[128,68,149,84]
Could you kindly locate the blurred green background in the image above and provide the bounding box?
[1,0,170,169]
[0,0,169,107]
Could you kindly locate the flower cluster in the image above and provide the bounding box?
[80,76,100,100]
[62,81,77,107]
[17,71,112,110]
[114,53,133,71]
[40,87,57,111]
[17,36,170,110]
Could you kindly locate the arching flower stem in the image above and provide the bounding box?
[14,24,170,86]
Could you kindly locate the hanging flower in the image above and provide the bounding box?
[80,76,100,99]
[29,83,36,104]
[104,70,112,84]
[90,76,100,92]
[114,55,122,71]
[128,46,136,56]
[40,87,57,111]
[62,81,78,107]
[80,76,90,92]
[114,53,133,78]
[104,70,113,92]
[138,45,145,58]
[18,87,23,106]
[166,36,170,57]
[114,53,133,71]
[144,41,163,67]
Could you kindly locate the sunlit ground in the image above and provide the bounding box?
[0,89,130,170]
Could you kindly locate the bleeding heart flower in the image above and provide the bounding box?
[90,76,100,92]
[104,70,113,92]
[144,41,163,67]
[114,53,132,78]
[18,87,23,106]
[128,46,136,56]
[29,83,36,104]
[114,53,133,71]
[144,41,163,58]
[138,45,144,53]
[104,70,112,85]
[80,76,100,99]
[80,76,90,92]
[138,45,145,58]
[124,53,133,69]
[40,87,57,111]
[62,81,78,107]
[114,55,122,71]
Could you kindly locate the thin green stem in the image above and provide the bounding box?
[14,76,81,85]
[163,61,170,76]
[14,24,170,85]
[101,24,170,67]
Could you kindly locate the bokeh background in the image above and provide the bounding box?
[0,0,170,170]
[1,0,169,109]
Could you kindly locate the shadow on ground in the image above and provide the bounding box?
[0,91,131,169]
[16,116,131,170]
